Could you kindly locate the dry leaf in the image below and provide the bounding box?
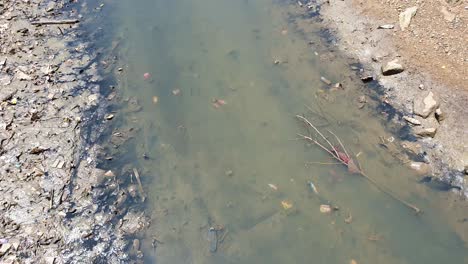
[281,200,293,210]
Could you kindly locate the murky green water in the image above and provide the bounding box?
[92,0,467,263]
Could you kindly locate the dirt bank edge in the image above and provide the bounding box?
[306,0,468,196]
[0,1,148,263]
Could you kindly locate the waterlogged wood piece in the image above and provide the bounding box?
[31,19,79,25]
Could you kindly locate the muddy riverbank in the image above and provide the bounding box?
[289,0,467,195]
[0,1,148,263]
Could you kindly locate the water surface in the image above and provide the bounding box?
[91,0,468,263]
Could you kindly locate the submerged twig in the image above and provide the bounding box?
[133,168,146,202]
[296,115,339,158]
[327,129,350,159]
[296,115,421,214]
[306,162,342,165]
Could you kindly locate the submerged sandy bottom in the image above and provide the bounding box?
[99,0,468,263]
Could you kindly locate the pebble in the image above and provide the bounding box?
[414,127,437,138]
[403,116,421,125]
[410,162,432,175]
[435,108,445,122]
[381,59,404,75]
[413,91,439,118]
[399,6,418,31]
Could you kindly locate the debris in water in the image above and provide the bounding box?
[152,96,159,104]
[104,170,115,177]
[320,204,331,213]
[143,72,151,80]
[345,213,353,224]
[212,98,226,108]
[225,170,233,177]
[133,168,146,202]
[320,76,332,85]
[350,259,358,264]
[281,200,293,210]
[268,184,278,191]
[307,181,319,194]
[172,89,181,95]
[332,83,343,89]
[208,227,218,253]
[281,29,288,35]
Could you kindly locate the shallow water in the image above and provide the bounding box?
[90,0,467,263]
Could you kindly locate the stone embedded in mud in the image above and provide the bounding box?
[381,59,404,76]
[413,91,439,118]
[414,127,437,138]
[435,108,445,122]
[15,70,33,81]
[410,162,432,175]
[403,116,421,125]
[399,6,418,31]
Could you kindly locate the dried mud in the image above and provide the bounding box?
[0,1,148,263]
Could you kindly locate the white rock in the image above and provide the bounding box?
[414,91,439,118]
[403,116,421,125]
[414,127,437,138]
[409,162,431,175]
[435,108,445,122]
[381,59,404,75]
[399,6,418,31]
[15,70,32,81]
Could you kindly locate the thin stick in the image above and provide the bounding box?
[296,115,339,158]
[133,168,146,202]
[306,162,342,165]
[31,19,79,26]
[298,133,342,163]
[360,170,421,214]
[327,129,350,159]
[298,121,421,214]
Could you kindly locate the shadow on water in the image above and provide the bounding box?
[86,0,468,263]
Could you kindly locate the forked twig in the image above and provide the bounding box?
[296,115,339,158]
[296,115,421,214]
[327,129,350,159]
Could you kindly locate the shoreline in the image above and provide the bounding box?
[0,0,466,262]
[309,0,468,195]
[0,1,147,263]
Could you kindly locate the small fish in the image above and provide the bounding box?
[307,181,319,194]
[268,183,278,191]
